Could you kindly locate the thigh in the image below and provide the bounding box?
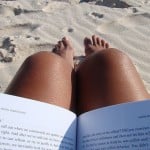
[76,48,149,114]
[6,51,76,111]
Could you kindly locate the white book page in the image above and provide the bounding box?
[77,100,150,150]
[0,93,77,150]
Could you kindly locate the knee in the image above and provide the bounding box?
[24,51,63,69]
[77,48,132,73]
[24,51,72,73]
[26,51,57,65]
[94,48,132,66]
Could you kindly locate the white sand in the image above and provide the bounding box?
[0,0,150,93]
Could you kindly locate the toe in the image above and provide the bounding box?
[52,44,59,53]
[84,37,92,47]
[62,37,71,48]
[96,37,101,45]
[105,43,109,48]
[52,46,57,53]
[92,35,97,46]
[58,41,61,48]
[59,41,64,49]
[101,39,105,47]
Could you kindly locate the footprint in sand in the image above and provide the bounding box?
[97,13,150,34]
[90,12,104,19]
[0,23,40,36]
[1,37,16,53]
[0,4,42,17]
[13,23,40,31]
[97,21,126,34]
[118,13,150,27]
[13,7,42,16]
[0,37,16,63]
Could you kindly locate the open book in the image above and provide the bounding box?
[0,93,150,150]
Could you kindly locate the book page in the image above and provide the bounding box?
[77,100,150,150]
[0,93,77,150]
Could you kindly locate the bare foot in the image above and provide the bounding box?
[84,35,109,56]
[52,37,74,68]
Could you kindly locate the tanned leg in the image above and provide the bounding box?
[5,37,76,111]
[77,35,149,114]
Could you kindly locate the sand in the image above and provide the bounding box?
[0,0,150,93]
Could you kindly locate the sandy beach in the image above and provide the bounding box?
[0,0,150,93]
